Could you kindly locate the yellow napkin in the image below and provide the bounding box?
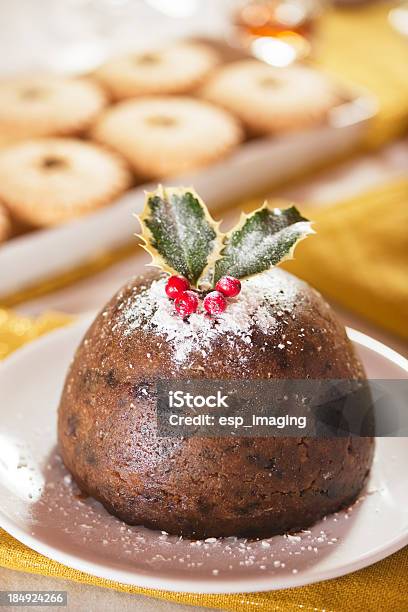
[317,2,408,148]
[282,179,408,340]
[0,309,74,359]
[0,528,407,611]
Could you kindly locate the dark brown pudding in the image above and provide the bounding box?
[58,268,373,538]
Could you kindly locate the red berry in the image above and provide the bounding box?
[203,291,227,315]
[165,275,189,299]
[175,290,199,317]
[215,276,241,297]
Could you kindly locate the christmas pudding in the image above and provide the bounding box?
[58,187,374,539]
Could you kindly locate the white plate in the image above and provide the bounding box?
[0,318,407,594]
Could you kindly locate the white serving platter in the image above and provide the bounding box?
[0,92,376,299]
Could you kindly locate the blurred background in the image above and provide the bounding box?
[0,0,407,354]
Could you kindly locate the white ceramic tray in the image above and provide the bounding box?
[0,320,407,594]
[0,92,376,299]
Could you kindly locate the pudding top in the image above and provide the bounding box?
[119,268,304,365]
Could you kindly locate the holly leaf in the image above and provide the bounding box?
[138,186,222,286]
[213,203,314,282]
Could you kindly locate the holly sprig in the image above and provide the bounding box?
[213,204,313,283]
[137,186,313,289]
[138,186,222,287]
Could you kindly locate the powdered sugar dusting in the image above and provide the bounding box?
[121,269,299,364]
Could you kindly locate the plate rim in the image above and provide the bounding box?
[0,319,407,594]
